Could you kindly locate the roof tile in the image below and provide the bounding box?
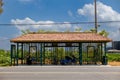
[10,32,112,43]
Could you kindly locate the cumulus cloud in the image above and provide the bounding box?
[77,1,120,40]
[77,1,120,27]
[11,17,74,32]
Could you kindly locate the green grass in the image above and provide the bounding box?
[0,49,11,66]
[107,53,120,62]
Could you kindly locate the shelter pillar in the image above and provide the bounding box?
[40,43,43,65]
[43,43,45,65]
[16,43,19,66]
[102,43,108,65]
[21,43,24,65]
[11,44,16,66]
[104,43,107,65]
[104,43,107,57]
[79,43,82,65]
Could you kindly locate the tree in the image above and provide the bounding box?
[90,28,96,33]
[37,29,57,33]
[21,29,31,35]
[21,29,57,35]
[75,27,82,32]
[98,30,109,37]
[0,0,3,14]
[64,29,70,32]
[0,49,11,66]
[84,28,96,33]
[84,28,109,37]
[37,29,46,33]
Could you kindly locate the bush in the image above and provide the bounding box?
[107,53,120,62]
[0,49,11,66]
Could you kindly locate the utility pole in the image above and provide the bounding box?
[119,28,120,40]
[94,0,98,33]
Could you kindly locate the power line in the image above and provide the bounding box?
[0,21,120,26]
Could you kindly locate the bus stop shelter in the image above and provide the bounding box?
[10,32,112,66]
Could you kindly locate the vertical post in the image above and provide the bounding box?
[23,43,25,64]
[14,45,16,66]
[104,43,107,65]
[43,43,45,65]
[10,44,15,66]
[79,43,82,65]
[104,43,107,57]
[10,45,13,66]
[16,43,19,66]
[21,43,23,65]
[101,43,103,60]
[102,43,107,65]
[104,43,108,65]
[94,0,98,33]
[36,44,38,62]
[29,43,30,56]
[40,43,43,65]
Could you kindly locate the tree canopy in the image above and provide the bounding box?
[0,0,3,14]
[21,27,109,37]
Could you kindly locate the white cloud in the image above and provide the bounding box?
[109,29,120,41]
[11,17,74,32]
[78,3,94,17]
[77,1,120,41]
[77,1,120,26]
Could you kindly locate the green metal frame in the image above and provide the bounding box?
[40,43,43,65]
[11,44,16,65]
[79,43,82,65]
[10,42,107,66]
[16,43,19,66]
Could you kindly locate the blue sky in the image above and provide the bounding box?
[0,0,120,50]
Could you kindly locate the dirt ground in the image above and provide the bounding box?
[108,62,120,66]
[17,60,120,66]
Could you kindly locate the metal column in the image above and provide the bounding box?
[16,43,19,66]
[102,43,107,65]
[40,43,43,65]
[79,43,82,65]
[21,43,24,65]
[10,44,16,66]
[104,43,107,65]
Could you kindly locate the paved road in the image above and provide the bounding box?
[0,66,120,80]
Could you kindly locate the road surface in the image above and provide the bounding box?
[0,65,120,80]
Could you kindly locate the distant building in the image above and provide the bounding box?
[112,41,120,50]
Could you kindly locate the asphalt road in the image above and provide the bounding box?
[0,66,120,80]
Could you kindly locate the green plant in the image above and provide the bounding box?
[107,53,120,62]
[0,49,11,66]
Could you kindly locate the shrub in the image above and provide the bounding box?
[107,53,120,62]
[0,49,11,66]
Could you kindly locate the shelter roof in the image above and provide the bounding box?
[10,32,112,43]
